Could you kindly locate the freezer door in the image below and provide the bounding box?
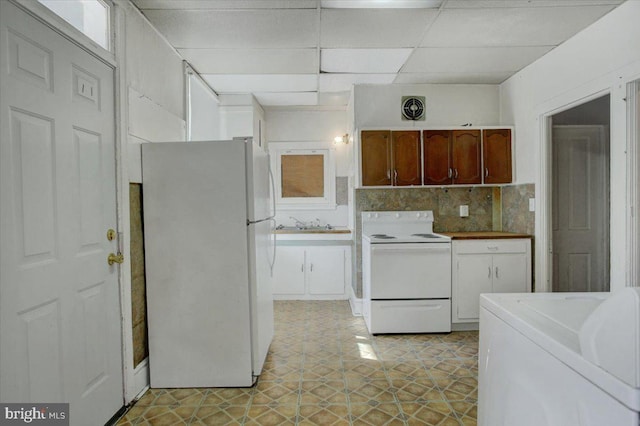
[245,138,273,222]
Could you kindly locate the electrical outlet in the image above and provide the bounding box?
[460,205,469,217]
[529,198,535,212]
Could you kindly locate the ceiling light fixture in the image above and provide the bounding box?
[334,133,350,145]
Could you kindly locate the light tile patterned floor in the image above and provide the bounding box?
[116,301,478,425]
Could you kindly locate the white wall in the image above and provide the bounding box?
[266,107,350,227]
[122,1,185,183]
[500,0,640,292]
[354,84,500,129]
[189,74,221,141]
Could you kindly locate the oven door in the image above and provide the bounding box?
[370,243,451,299]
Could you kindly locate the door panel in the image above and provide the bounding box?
[552,126,609,292]
[308,247,345,295]
[1,2,122,423]
[456,255,492,320]
[361,130,391,186]
[492,253,528,293]
[271,247,305,295]
[391,130,421,186]
[452,130,482,184]
[483,129,512,184]
[423,130,452,185]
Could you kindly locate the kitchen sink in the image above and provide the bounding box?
[276,224,334,231]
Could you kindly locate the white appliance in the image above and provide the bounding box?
[361,211,452,334]
[142,138,276,388]
[479,289,640,426]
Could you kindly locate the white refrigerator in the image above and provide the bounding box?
[142,138,276,388]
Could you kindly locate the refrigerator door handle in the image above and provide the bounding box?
[268,163,277,219]
[269,218,277,276]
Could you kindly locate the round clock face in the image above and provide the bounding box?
[402,97,425,120]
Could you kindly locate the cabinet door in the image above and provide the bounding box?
[455,254,493,321]
[391,130,422,186]
[492,253,528,293]
[307,247,345,295]
[423,130,453,185]
[452,129,482,184]
[483,129,512,184]
[271,246,305,295]
[361,130,391,186]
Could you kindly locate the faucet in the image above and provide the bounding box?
[289,216,307,229]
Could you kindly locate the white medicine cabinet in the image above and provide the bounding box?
[269,142,336,210]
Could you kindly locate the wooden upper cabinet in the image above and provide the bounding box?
[361,130,392,186]
[391,131,422,186]
[423,130,452,185]
[483,129,512,184]
[452,129,482,184]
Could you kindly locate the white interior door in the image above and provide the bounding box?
[0,2,123,424]
[552,125,610,292]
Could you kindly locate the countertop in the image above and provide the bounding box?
[274,227,352,242]
[441,231,533,239]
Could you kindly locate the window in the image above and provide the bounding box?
[38,0,110,50]
[270,143,336,210]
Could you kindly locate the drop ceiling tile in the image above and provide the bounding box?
[319,74,397,92]
[318,91,351,106]
[443,0,623,8]
[321,0,443,8]
[178,48,318,74]
[254,92,319,106]
[202,74,318,93]
[142,9,318,48]
[132,0,318,9]
[403,46,553,73]
[320,9,438,48]
[420,6,618,47]
[320,49,413,73]
[394,72,513,84]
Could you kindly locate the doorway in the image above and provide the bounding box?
[551,95,610,292]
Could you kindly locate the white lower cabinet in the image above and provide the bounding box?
[272,245,350,299]
[452,239,531,323]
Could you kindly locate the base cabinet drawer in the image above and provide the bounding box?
[367,300,451,334]
[452,239,531,323]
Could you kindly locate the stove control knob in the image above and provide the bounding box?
[416,213,421,218]
[395,213,400,218]
[374,213,378,218]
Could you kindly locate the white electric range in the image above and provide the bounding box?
[361,211,452,334]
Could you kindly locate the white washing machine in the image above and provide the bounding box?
[479,288,640,426]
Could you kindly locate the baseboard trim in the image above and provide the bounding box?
[132,358,150,401]
[452,322,479,331]
[348,286,362,316]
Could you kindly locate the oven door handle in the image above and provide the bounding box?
[370,244,450,252]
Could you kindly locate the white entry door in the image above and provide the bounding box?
[552,125,610,292]
[0,2,123,424]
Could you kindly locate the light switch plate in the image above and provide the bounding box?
[460,205,469,217]
[529,198,535,212]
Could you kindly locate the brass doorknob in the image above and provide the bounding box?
[108,252,124,265]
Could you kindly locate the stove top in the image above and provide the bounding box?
[361,211,450,244]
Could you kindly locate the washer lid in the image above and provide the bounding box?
[579,287,640,388]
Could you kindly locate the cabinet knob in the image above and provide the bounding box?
[485,167,489,178]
